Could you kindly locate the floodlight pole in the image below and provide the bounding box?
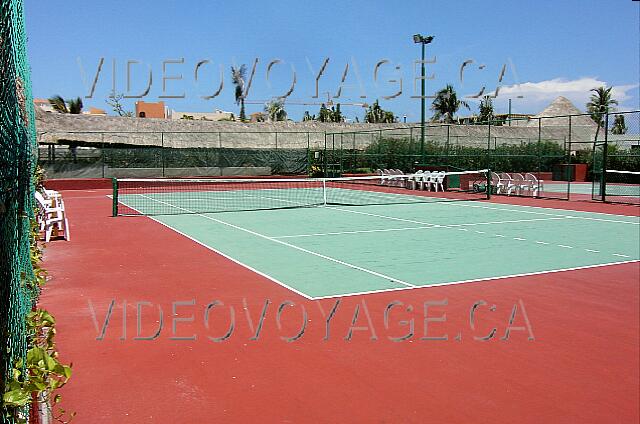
[414,34,433,165]
[420,41,426,163]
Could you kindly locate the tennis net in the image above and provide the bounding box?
[604,170,640,204]
[112,170,490,216]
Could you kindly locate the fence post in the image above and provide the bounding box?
[307,132,310,175]
[567,116,572,200]
[352,133,356,173]
[487,120,491,172]
[323,132,328,177]
[537,118,542,186]
[161,132,166,177]
[111,178,118,217]
[602,113,609,202]
[486,121,492,199]
[101,133,105,178]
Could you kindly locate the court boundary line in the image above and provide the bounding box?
[115,194,639,300]
[310,259,640,300]
[271,216,570,239]
[329,188,640,224]
[137,194,416,290]
[116,199,315,300]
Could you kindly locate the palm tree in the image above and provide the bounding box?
[67,97,83,114]
[48,95,68,113]
[231,65,247,122]
[478,95,494,123]
[48,95,83,114]
[364,100,395,123]
[611,114,627,135]
[430,84,469,123]
[586,86,618,141]
[264,99,287,122]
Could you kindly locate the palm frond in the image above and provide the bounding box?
[48,95,68,113]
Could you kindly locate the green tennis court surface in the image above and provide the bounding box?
[119,190,640,299]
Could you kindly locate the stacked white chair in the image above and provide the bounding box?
[418,171,431,190]
[525,173,543,197]
[512,173,531,195]
[491,172,504,194]
[499,173,517,195]
[34,190,70,242]
[433,171,446,192]
[407,170,423,190]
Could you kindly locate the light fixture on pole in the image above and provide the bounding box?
[413,34,434,164]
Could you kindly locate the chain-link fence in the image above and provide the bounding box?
[39,111,639,204]
[1,0,38,422]
[592,111,640,204]
[38,131,326,178]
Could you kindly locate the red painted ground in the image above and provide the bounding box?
[40,189,639,423]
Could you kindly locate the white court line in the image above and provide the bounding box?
[117,195,640,300]
[310,259,640,300]
[613,253,630,258]
[115,200,314,300]
[272,225,436,239]
[332,186,640,224]
[439,201,640,225]
[271,216,568,239]
[326,206,636,258]
[138,195,416,289]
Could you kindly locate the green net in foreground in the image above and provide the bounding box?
[0,0,37,422]
[113,170,490,216]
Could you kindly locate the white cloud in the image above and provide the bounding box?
[467,77,638,114]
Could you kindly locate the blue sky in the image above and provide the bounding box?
[25,0,639,121]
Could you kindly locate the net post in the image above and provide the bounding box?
[322,178,327,206]
[601,113,609,202]
[486,169,491,200]
[112,178,119,217]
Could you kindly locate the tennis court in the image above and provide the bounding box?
[115,175,640,299]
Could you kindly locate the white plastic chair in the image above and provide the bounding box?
[491,172,504,194]
[435,171,446,192]
[418,171,431,190]
[394,169,408,188]
[525,173,544,197]
[424,171,438,191]
[34,191,70,242]
[512,173,531,195]
[499,173,517,195]
[407,170,423,190]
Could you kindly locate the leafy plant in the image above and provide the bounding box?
[264,99,287,122]
[586,86,618,141]
[231,65,247,122]
[364,100,395,123]
[302,111,315,121]
[431,84,469,123]
[105,91,133,117]
[478,95,494,123]
[3,310,74,423]
[48,95,83,114]
[3,170,74,422]
[611,114,627,135]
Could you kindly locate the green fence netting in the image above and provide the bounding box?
[1,0,37,422]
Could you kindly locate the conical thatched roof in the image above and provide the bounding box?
[515,96,597,127]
